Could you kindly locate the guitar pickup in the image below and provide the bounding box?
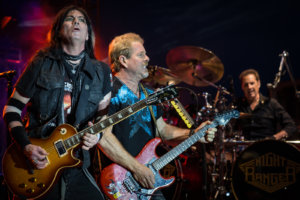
[54,140,67,157]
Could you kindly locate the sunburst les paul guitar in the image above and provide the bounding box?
[100,110,239,200]
[2,85,178,199]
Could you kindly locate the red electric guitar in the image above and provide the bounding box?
[100,110,239,200]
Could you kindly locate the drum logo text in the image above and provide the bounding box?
[239,152,300,193]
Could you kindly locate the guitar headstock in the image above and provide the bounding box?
[214,110,240,126]
[146,84,178,105]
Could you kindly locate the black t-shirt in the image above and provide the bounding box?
[108,77,163,157]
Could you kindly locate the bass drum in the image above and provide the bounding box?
[156,144,205,200]
[231,140,300,200]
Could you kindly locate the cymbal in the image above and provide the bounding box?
[166,46,224,86]
[142,65,181,86]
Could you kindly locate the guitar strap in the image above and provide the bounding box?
[140,84,164,140]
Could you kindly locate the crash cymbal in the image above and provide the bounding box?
[166,46,224,87]
[142,65,181,86]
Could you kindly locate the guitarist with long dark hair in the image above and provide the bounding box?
[2,5,111,200]
[97,33,217,200]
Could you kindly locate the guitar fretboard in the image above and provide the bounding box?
[63,100,148,149]
[152,121,217,171]
[62,84,178,149]
[152,110,239,171]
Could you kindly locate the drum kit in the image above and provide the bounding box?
[142,46,300,200]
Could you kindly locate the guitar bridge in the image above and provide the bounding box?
[123,173,140,194]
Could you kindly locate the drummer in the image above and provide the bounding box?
[235,69,297,140]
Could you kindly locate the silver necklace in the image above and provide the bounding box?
[65,59,80,74]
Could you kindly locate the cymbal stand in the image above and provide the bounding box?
[192,73,232,199]
[197,92,215,123]
[211,126,231,200]
[192,73,231,96]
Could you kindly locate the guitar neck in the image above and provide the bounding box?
[152,109,239,171]
[64,99,148,149]
[152,121,217,171]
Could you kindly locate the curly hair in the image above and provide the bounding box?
[108,33,144,73]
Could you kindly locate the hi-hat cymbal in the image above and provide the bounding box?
[142,65,181,86]
[166,46,224,87]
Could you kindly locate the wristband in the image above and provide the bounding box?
[4,112,23,124]
[189,129,195,137]
[10,126,31,149]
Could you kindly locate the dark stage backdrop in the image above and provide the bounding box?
[1,0,299,173]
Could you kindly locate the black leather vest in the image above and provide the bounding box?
[25,55,105,138]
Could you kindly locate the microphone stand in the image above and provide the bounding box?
[283,54,300,100]
[267,51,286,98]
[267,51,300,99]
[273,51,287,89]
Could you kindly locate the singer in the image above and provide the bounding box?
[234,69,297,140]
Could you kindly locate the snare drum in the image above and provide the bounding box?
[231,140,300,200]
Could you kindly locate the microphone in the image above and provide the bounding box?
[146,65,156,70]
[0,70,16,78]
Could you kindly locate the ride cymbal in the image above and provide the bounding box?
[166,46,224,86]
[142,65,181,86]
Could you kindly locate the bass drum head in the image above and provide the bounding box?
[231,140,300,200]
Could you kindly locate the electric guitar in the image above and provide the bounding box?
[100,110,239,200]
[2,85,178,199]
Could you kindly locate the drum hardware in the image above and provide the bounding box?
[211,127,234,200]
[191,70,231,114]
[286,140,300,145]
[196,92,216,124]
[202,92,213,109]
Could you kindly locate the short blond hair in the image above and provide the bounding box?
[108,33,144,73]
